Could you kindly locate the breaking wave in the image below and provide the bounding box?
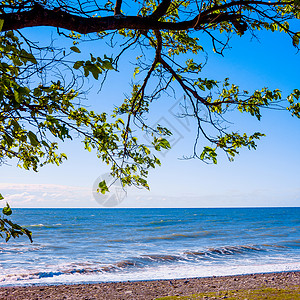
[0,244,269,283]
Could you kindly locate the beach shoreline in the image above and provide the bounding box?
[0,271,299,299]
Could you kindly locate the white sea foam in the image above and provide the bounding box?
[0,261,299,287]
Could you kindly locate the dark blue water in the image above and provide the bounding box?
[0,208,299,286]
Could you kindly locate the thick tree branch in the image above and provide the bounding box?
[1,2,287,33]
[1,5,190,32]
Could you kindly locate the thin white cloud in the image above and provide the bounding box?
[0,183,96,208]
[0,183,299,208]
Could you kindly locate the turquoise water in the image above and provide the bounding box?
[0,208,299,286]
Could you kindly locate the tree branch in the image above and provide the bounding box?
[114,0,122,16]
[1,4,191,32]
[157,56,210,106]
[1,1,288,33]
[150,0,172,20]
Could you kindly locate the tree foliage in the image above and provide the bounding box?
[0,0,299,241]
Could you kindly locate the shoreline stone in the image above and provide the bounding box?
[0,271,299,299]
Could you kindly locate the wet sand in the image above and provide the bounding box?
[0,271,299,299]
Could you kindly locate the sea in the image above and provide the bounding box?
[0,207,299,286]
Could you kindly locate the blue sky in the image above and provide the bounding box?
[1,26,300,208]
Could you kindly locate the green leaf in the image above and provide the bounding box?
[292,33,299,47]
[4,134,13,147]
[33,88,42,97]
[26,53,37,64]
[143,146,150,155]
[70,46,81,53]
[133,67,140,79]
[42,141,50,148]
[28,131,40,147]
[73,61,84,69]
[157,138,171,150]
[86,64,101,80]
[14,90,20,103]
[98,180,109,194]
[5,232,11,242]
[0,19,4,32]
[83,66,90,77]
[3,203,12,216]
[0,193,4,200]
[102,60,114,70]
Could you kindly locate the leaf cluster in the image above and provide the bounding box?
[0,0,299,241]
[0,194,32,242]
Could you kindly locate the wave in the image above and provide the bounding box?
[259,233,289,237]
[27,224,62,229]
[262,244,287,249]
[0,244,269,283]
[261,239,300,249]
[146,231,212,241]
[145,219,187,226]
[0,245,44,254]
[184,245,262,257]
[141,254,182,262]
[106,231,213,243]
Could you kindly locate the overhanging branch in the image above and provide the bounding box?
[1,5,193,32]
[1,1,288,33]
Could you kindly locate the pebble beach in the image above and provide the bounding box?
[0,271,299,299]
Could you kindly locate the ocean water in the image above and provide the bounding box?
[0,207,299,286]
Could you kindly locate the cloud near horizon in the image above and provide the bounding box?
[0,183,95,207]
[0,183,299,208]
